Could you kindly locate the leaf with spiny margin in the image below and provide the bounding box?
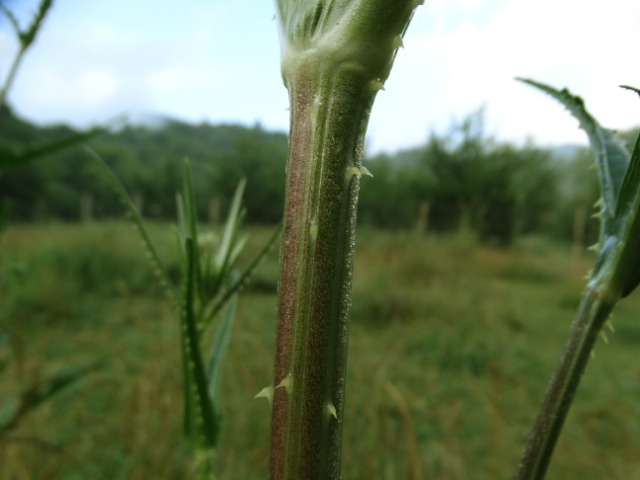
[201,223,281,330]
[87,148,177,304]
[516,78,630,234]
[181,238,219,448]
[203,178,247,304]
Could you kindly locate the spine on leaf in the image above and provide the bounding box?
[270,2,420,479]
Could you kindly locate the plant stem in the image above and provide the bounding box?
[270,3,420,477]
[270,61,371,480]
[0,46,26,110]
[514,286,616,480]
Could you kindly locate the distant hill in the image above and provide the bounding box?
[0,105,289,223]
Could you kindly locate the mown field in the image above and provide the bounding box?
[2,222,640,479]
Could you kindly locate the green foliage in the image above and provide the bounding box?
[518,79,640,298]
[4,104,639,248]
[93,153,280,476]
[359,110,559,245]
[0,0,52,107]
[0,2,104,174]
[5,225,640,479]
[514,79,640,480]
[0,360,104,437]
[0,0,52,52]
[0,110,288,223]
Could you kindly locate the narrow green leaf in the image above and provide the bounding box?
[215,179,247,275]
[202,223,281,329]
[87,147,176,303]
[615,85,640,217]
[207,289,238,408]
[181,159,206,304]
[610,86,640,297]
[516,78,629,226]
[182,238,219,448]
[0,3,21,39]
[20,0,53,49]
[0,127,105,171]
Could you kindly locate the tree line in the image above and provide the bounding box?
[2,104,637,245]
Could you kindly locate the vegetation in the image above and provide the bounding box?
[4,1,640,480]
[514,79,640,479]
[2,103,623,248]
[2,224,640,479]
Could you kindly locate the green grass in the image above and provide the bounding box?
[1,222,640,479]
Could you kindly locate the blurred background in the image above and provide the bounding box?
[2,1,640,479]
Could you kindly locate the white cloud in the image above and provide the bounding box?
[3,0,640,153]
[366,0,640,153]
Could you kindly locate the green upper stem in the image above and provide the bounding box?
[270,2,420,479]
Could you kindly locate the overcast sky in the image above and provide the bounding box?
[2,0,640,154]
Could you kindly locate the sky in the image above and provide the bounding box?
[1,0,640,155]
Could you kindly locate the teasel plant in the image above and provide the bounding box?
[261,1,423,479]
[514,79,640,480]
[89,151,280,479]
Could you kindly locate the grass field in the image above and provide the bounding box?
[1,222,640,479]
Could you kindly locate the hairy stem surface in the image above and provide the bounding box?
[269,3,420,478]
[270,62,370,480]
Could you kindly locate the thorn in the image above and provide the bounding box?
[345,166,360,183]
[591,212,602,221]
[360,166,373,178]
[255,386,274,405]
[594,198,603,209]
[276,372,293,392]
[587,243,600,252]
[590,349,596,358]
[606,318,615,332]
[369,79,385,92]
[345,165,373,184]
[599,331,609,344]
[326,403,338,420]
[392,35,404,49]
